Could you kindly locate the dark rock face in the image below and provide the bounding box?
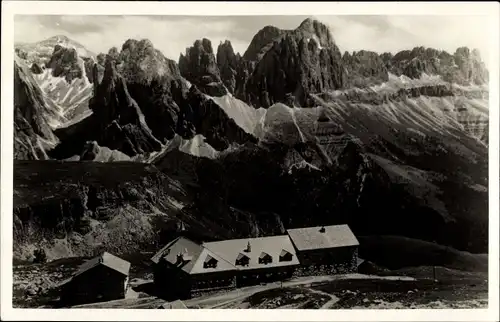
[177,86,257,150]
[113,39,186,143]
[343,50,389,87]
[50,56,163,159]
[45,45,83,83]
[118,39,182,85]
[234,60,257,100]
[179,38,227,96]
[14,59,54,160]
[80,141,101,160]
[30,63,44,75]
[242,20,348,108]
[384,46,489,85]
[216,40,240,93]
[83,57,104,84]
[242,25,287,62]
[89,58,163,154]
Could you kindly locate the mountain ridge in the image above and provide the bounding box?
[12,18,490,271]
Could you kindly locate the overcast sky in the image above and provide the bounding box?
[14,15,491,65]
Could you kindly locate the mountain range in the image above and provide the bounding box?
[13,18,489,270]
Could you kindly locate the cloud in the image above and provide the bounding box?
[14,15,491,65]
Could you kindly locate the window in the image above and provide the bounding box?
[279,250,293,262]
[258,252,272,264]
[203,255,218,268]
[235,253,250,266]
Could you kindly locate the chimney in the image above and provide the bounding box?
[319,226,326,233]
[177,221,186,233]
[176,253,184,264]
[244,241,251,253]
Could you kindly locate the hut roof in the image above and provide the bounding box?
[151,236,236,275]
[203,235,299,271]
[286,224,359,251]
[74,252,131,277]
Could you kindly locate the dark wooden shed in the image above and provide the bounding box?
[59,252,131,306]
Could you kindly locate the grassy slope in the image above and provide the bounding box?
[358,235,488,272]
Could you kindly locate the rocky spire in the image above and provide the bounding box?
[45,45,83,83]
[216,40,239,93]
[242,18,347,108]
[179,38,227,96]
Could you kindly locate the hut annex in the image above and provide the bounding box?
[59,252,131,306]
[287,224,359,276]
[151,224,359,299]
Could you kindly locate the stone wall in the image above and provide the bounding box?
[293,248,358,277]
[190,277,237,298]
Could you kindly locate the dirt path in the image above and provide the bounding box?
[187,274,405,308]
[307,288,339,309]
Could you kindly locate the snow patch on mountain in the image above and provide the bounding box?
[210,95,267,136]
[141,134,220,162]
[15,35,95,65]
[32,67,93,127]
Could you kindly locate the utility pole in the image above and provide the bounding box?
[433,266,437,281]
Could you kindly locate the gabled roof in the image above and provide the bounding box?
[280,249,291,257]
[189,247,237,274]
[259,252,271,259]
[58,252,130,288]
[236,253,249,261]
[150,237,205,274]
[151,236,236,275]
[286,224,359,251]
[73,252,130,277]
[203,235,300,271]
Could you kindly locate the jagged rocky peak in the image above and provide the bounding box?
[14,58,57,160]
[216,40,240,94]
[217,40,238,68]
[342,50,389,87]
[242,25,287,61]
[116,38,182,85]
[295,17,335,48]
[241,18,347,108]
[385,46,489,85]
[45,44,83,83]
[179,38,227,96]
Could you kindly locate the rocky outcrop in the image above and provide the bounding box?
[79,141,131,161]
[83,57,104,84]
[179,38,227,96]
[89,57,163,154]
[45,45,83,83]
[176,86,257,150]
[15,48,28,60]
[234,59,257,100]
[14,59,56,160]
[50,38,256,158]
[216,40,240,93]
[112,39,186,143]
[242,19,348,108]
[343,50,389,87]
[242,25,287,62]
[118,39,182,86]
[30,63,44,75]
[50,56,163,159]
[384,46,489,85]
